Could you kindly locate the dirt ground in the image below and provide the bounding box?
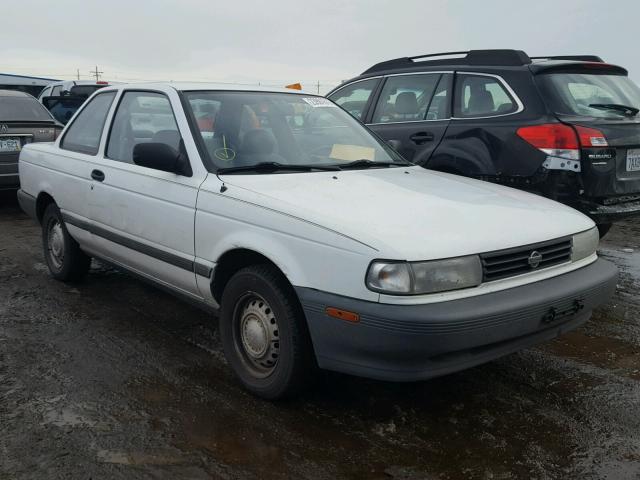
[1,190,639,480]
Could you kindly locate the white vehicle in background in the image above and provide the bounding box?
[17,83,617,399]
[37,80,113,102]
[38,80,118,124]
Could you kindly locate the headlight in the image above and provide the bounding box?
[366,256,483,295]
[572,227,599,262]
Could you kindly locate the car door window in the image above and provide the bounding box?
[372,74,442,124]
[328,78,378,120]
[39,86,51,100]
[51,85,62,96]
[454,74,517,118]
[426,74,451,120]
[106,91,182,167]
[60,92,116,155]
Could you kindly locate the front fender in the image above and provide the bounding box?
[195,187,379,302]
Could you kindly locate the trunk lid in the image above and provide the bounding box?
[535,68,640,200]
[563,116,640,199]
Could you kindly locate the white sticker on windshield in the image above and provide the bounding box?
[302,97,337,108]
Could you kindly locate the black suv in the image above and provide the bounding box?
[327,49,640,236]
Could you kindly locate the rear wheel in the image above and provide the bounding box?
[41,203,91,281]
[219,264,315,399]
[597,222,613,239]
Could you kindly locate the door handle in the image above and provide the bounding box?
[409,132,435,145]
[91,169,105,182]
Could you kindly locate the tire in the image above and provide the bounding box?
[41,203,91,282]
[219,264,315,400]
[597,222,613,239]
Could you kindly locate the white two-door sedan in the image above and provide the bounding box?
[17,83,617,399]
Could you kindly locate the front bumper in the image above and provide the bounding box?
[296,259,617,382]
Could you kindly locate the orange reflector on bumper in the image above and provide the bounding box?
[325,307,360,323]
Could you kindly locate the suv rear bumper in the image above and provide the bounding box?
[583,198,640,223]
[296,259,617,382]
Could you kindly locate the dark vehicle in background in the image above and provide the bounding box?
[38,80,114,124]
[0,90,62,190]
[327,50,640,236]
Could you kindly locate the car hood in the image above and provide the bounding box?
[220,166,594,260]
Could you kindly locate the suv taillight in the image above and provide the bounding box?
[516,123,608,161]
[574,125,608,147]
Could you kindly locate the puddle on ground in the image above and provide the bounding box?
[543,330,640,380]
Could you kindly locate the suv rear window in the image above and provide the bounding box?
[538,73,640,118]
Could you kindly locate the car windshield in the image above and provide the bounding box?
[0,96,54,122]
[183,91,407,171]
[538,73,640,119]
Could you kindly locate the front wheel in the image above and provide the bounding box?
[219,264,315,399]
[41,203,91,282]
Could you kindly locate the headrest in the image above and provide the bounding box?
[240,129,276,155]
[468,90,494,114]
[395,91,418,114]
[152,130,181,150]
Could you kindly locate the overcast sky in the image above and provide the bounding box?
[1,0,638,94]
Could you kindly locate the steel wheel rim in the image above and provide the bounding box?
[232,292,280,378]
[47,219,65,270]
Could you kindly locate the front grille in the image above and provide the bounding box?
[480,237,572,282]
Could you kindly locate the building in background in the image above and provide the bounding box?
[0,73,58,98]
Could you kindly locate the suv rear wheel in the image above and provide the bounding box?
[41,203,91,281]
[219,264,315,399]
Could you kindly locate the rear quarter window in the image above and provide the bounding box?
[454,74,518,118]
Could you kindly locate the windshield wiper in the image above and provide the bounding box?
[588,103,640,116]
[339,159,411,170]
[217,162,341,174]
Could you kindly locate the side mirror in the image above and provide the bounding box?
[386,139,402,150]
[133,142,191,176]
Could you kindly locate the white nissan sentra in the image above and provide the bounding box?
[17,83,618,399]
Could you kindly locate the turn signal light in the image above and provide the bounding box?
[325,307,360,323]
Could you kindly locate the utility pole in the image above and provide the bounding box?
[76,68,80,80]
[89,65,103,82]
[317,81,320,95]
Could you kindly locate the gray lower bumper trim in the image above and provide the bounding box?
[296,259,617,382]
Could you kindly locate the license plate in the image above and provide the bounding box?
[0,137,21,153]
[627,149,640,172]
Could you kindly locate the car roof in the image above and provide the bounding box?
[98,82,312,96]
[0,89,32,98]
[330,50,627,94]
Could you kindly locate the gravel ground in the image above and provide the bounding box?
[1,190,639,480]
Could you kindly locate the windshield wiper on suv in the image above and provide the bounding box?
[217,162,341,174]
[339,159,412,170]
[588,103,640,116]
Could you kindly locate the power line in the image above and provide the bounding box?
[90,65,103,82]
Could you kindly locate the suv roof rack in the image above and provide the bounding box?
[530,55,604,63]
[363,49,532,74]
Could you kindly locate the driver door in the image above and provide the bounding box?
[88,89,205,298]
